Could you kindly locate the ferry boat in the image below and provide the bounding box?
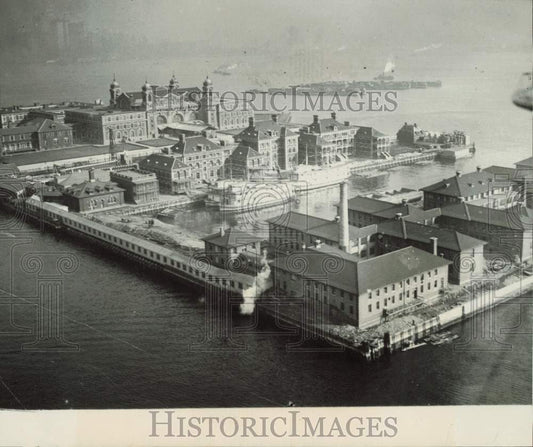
[205,180,295,212]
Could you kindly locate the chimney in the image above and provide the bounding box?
[220,226,225,236]
[344,121,350,126]
[401,199,407,205]
[476,166,481,172]
[395,212,403,220]
[179,133,185,142]
[271,114,278,123]
[429,236,438,256]
[456,171,461,177]
[248,117,255,128]
[313,115,319,124]
[339,181,349,252]
[88,169,95,182]
[331,112,337,120]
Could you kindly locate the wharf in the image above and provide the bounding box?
[258,271,533,361]
[347,151,437,175]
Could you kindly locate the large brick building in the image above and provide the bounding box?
[298,113,358,165]
[170,134,232,185]
[109,169,159,204]
[421,168,516,210]
[436,202,533,263]
[354,126,394,158]
[376,218,486,285]
[235,116,299,170]
[62,171,125,212]
[224,143,268,180]
[273,245,451,329]
[0,118,73,154]
[138,153,191,194]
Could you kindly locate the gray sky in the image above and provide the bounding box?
[1,0,530,54]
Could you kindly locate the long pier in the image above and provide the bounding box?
[2,198,256,297]
[348,151,437,174]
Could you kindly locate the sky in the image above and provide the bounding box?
[0,0,530,56]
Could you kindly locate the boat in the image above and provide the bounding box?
[205,180,295,213]
[401,341,427,351]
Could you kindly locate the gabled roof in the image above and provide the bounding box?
[515,157,533,168]
[346,196,397,214]
[421,170,511,197]
[356,246,451,294]
[439,203,533,230]
[377,219,486,251]
[139,153,185,171]
[26,118,72,133]
[266,211,330,232]
[172,135,221,155]
[228,143,261,160]
[274,245,451,294]
[202,227,262,247]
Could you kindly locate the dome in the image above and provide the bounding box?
[203,76,212,87]
[110,76,119,89]
[142,80,151,91]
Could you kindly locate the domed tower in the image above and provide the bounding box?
[109,74,120,107]
[141,80,152,108]
[168,74,178,110]
[199,76,216,126]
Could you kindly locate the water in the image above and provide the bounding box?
[0,50,531,408]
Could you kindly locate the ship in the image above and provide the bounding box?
[205,180,295,212]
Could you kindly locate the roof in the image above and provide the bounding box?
[227,143,261,163]
[137,138,178,147]
[356,126,388,138]
[202,227,262,247]
[275,245,451,294]
[356,246,451,293]
[64,180,124,198]
[515,157,533,168]
[139,153,185,171]
[237,120,285,140]
[483,165,522,180]
[28,118,72,132]
[307,221,377,243]
[172,135,221,155]
[346,196,397,214]
[267,211,330,232]
[377,219,486,251]
[439,203,533,231]
[1,144,132,166]
[345,195,440,222]
[274,247,358,292]
[309,117,352,133]
[421,170,511,197]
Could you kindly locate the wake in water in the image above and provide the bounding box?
[240,253,271,315]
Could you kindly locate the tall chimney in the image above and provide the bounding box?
[429,236,438,256]
[339,181,349,252]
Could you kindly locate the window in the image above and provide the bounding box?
[376,301,380,310]
[434,269,438,275]
[392,284,395,291]
[368,304,372,313]
[434,280,438,288]
[369,291,372,299]
[376,289,380,297]
[350,306,354,314]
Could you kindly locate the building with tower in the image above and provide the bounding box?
[197,77,254,131]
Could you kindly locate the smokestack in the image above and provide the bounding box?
[88,169,95,182]
[429,237,438,256]
[339,181,349,252]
